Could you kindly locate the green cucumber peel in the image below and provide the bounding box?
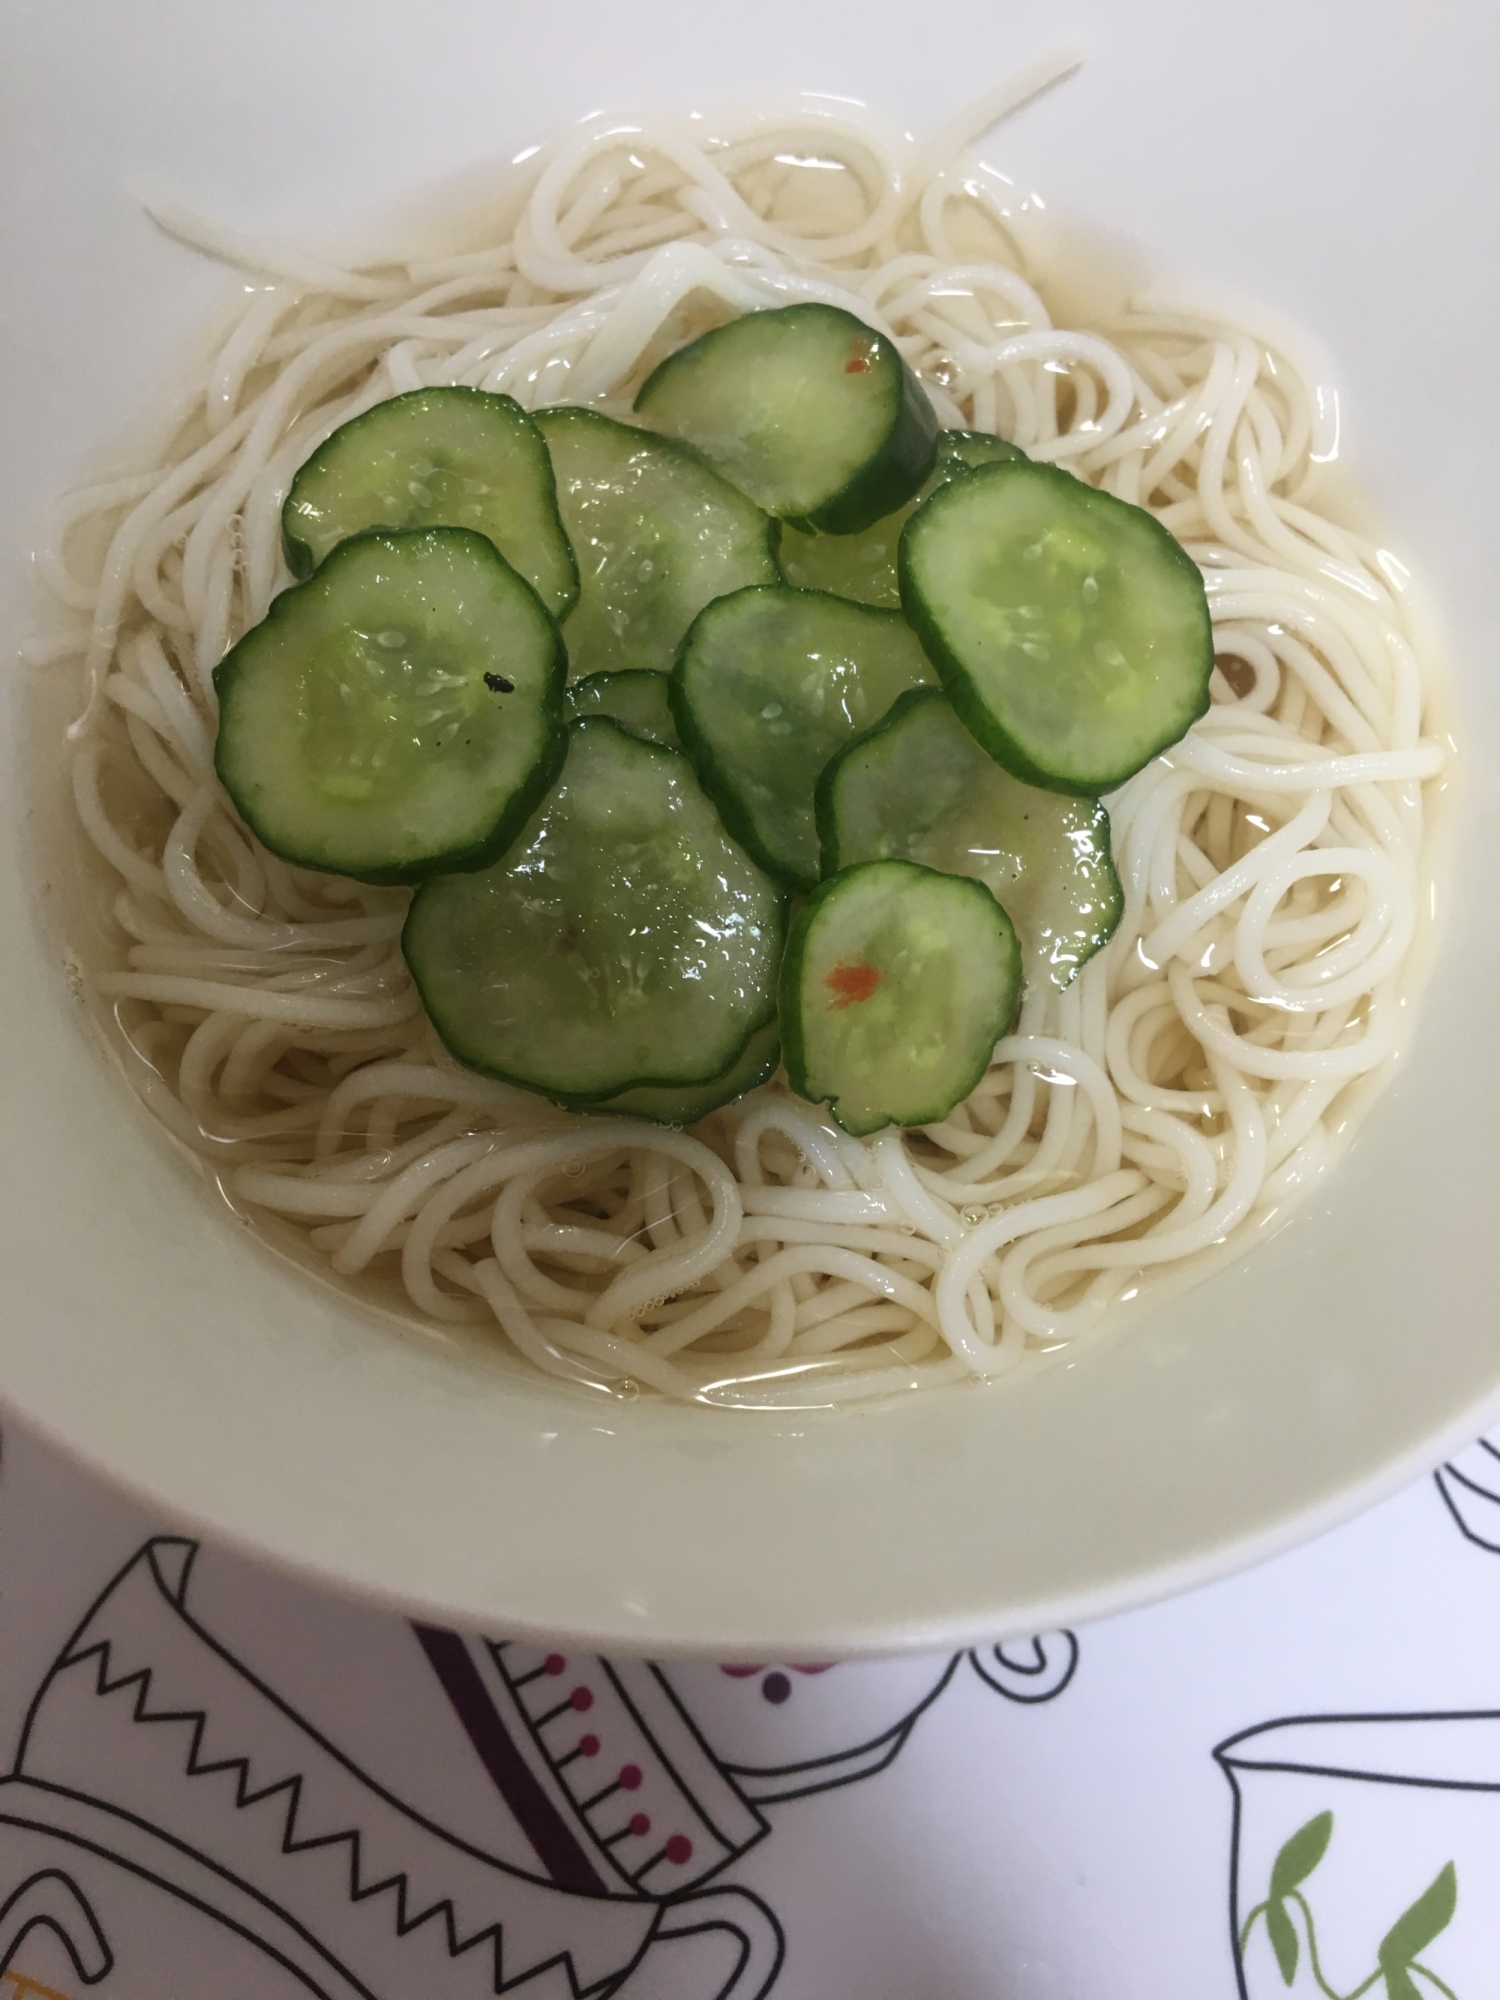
[282,386,578,619]
[535,405,778,680]
[817,686,1123,989]
[213,526,566,885]
[589,1018,781,1125]
[777,428,1027,610]
[635,302,938,535]
[670,583,934,893]
[403,717,786,1103]
[780,858,1022,1136]
[564,667,681,749]
[899,458,1213,795]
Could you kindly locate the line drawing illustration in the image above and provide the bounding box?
[1433,1434,1500,1559]
[1215,1711,1500,2000]
[1207,1423,1500,1998]
[0,1540,775,1999]
[0,1528,1079,2000]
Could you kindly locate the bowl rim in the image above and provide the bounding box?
[3,9,1498,1656]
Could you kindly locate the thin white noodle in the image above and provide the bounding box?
[41,83,1445,1406]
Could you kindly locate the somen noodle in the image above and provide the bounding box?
[35,71,1448,1408]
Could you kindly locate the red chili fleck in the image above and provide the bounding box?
[826,961,882,1009]
[845,340,874,375]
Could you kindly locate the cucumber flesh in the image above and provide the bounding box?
[565,668,680,749]
[819,688,1123,988]
[591,1018,780,1124]
[535,406,778,681]
[899,459,1213,794]
[779,430,1026,610]
[672,585,934,892]
[781,860,1021,1136]
[635,303,937,535]
[214,528,564,884]
[282,387,577,619]
[403,719,784,1101]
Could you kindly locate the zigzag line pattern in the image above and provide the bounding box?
[50,1637,627,2000]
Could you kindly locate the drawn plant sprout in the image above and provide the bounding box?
[1238,1812,1457,2000]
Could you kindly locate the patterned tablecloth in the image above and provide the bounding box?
[2,1418,1500,2000]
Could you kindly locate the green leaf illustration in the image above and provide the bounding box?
[1383,1967,1421,2000]
[1269,1812,1334,1901]
[1378,1861,1457,1973]
[1266,1898,1299,1985]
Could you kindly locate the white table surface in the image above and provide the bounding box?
[0,1418,1497,1999]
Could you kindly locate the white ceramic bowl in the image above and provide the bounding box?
[2,0,1497,1656]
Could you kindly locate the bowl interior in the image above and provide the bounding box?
[2,0,1498,1655]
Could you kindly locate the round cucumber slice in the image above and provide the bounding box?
[672,584,934,892]
[899,459,1214,794]
[778,429,1027,609]
[564,668,680,749]
[782,860,1021,1137]
[635,302,938,535]
[213,528,565,884]
[818,687,1123,989]
[403,719,785,1101]
[282,387,578,619]
[535,406,778,680]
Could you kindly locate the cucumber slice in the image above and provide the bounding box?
[535,406,778,680]
[778,429,1026,609]
[282,387,577,619]
[214,528,565,884]
[564,668,680,749]
[635,303,938,535]
[781,860,1021,1136]
[671,585,934,892]
[403,719,785,1100]
[818,688,1123,988]
[591,1019,780,1125]
[941,430,1032,475]
[899,460,1214,793]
